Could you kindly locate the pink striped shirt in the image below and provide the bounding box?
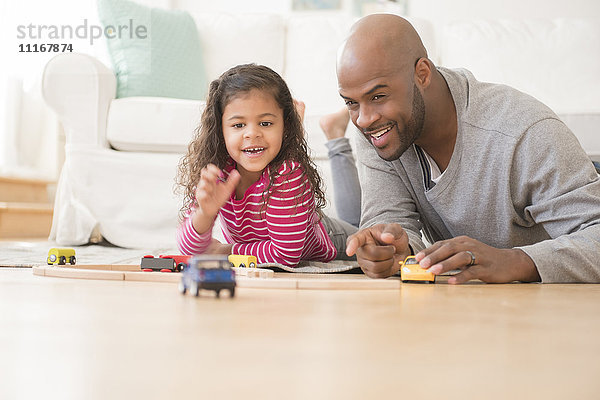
[177,160,337,266]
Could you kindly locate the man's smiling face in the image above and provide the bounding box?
[338,56,425,161]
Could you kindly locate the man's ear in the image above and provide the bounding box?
[414,57,432,88]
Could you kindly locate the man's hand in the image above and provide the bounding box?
[415,236,541,284]
[346,223,411,278]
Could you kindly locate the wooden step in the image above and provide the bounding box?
[0,202,53,238]
[0,176,54,203]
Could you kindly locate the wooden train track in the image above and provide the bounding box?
[32,265,402,290]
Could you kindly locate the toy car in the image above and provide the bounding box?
[159,254,191,272]
[179,255,236,298]
[140,255,177,272]
[399,255,435,283]
[47,248,76,265]
[228,254,257,268]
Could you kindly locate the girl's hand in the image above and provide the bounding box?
[192,164,240,234]
[205,239,233,255]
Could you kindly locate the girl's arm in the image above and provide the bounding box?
[231,163,315,266]
[177,216,234,256]
[176,213,213,255]
[178,164,240,255]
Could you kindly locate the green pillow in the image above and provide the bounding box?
[98,0,207,100]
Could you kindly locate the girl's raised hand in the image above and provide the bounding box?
[192,164,240,234]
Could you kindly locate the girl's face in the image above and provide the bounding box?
[222,89,284,181]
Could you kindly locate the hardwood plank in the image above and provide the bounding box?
[236,277,298,289]
[41,266,125,280]
[296,277,401,290]
[31,266,45,276]
[124,271,181,283]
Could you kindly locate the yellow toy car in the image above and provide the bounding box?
[399,255,435,283]
[228,254,257,268]
[47,248,76,265]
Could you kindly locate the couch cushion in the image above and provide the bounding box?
[440,19,600,157]
[284,13,356,117]
[106,97,203,152]
[98,0,208,100]
[440,19,600,115]
[191,12,286,82]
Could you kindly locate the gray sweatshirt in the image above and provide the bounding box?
[355,67,600,283]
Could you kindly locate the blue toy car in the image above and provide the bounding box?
[179,255,236,298]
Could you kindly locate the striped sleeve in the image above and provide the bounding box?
[231,162,313,266]
[176,212,213,255]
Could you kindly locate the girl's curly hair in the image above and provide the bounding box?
[176,63,326,220]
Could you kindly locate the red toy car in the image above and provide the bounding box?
[159,254,192,272]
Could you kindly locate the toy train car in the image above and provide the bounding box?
[140,255,178,272]
[47,248,76,265]
[228,254,257,268]
[159,254,192,272]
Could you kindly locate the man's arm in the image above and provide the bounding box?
[417,118,600,284]
[509,118,600,282]
[348,131,425,277]
[353,131,425,250]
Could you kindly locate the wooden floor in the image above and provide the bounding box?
[1,268,599,399]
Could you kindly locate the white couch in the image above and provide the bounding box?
[42,12,600,249]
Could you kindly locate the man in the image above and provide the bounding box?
[338,14,600,283]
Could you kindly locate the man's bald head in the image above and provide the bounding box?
[338,14,427,78]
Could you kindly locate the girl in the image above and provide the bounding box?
[176,64,357,266]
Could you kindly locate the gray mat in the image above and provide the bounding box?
[261,260,361,273]
[0,240,179,267]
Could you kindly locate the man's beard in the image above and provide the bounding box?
[381,84,425,161]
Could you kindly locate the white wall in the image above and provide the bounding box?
[173,0,365,15]
[4,0,598,179]
[173,0,294,14]
[408,0,600,26]
[1,0,102,179]
[174,0,600,20]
